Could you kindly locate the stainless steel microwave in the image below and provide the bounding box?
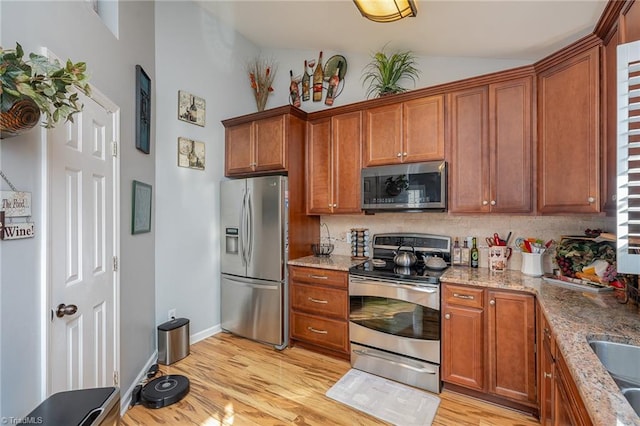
[361,161,447,212]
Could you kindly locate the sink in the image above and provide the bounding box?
[588,339,640,416]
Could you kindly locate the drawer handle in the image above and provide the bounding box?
[309,274,328,280]
[307,326,328,334]
[544,372,553,379]
[453,293,474,300]
[308,297,328,304]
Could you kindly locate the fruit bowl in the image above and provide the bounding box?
[312,243,334,257]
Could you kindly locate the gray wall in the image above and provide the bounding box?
[0,1,155,418]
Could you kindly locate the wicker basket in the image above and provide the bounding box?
[0,98,41,138]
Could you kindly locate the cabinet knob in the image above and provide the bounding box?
[612,195,617,201]
[588,197,595,203]
[490,200,496,206]
[397,153,402,157]
[482,200,489,206]
[333,204,337,208]
[403,152,407,157]
[444,313,451,320]
[489,299,495,306]
[544,372,553,379]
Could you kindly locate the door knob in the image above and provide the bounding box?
[56,303,78,318]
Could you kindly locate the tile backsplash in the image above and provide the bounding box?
[319,213,615,273]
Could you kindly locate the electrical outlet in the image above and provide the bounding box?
[346,232,352,244]
[168,309,176,320]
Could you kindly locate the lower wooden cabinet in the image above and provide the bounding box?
[537,303,592,426]
[289,265,349,359]
[442,283,536,410]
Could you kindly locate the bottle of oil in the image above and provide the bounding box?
[470,237,479,268]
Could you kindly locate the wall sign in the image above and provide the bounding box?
[0,191,35,240]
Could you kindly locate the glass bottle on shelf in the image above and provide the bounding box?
[312,51,324,102]
[302,60,310,102]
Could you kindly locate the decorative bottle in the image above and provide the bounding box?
[302,60,310,101]
[289,70,300,107]
[452,238,462,265]
[324,61,341,106]
[471,237,479,268]
[461,239,470,266]
[312,51,324,102]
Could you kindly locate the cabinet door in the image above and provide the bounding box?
[403,95,445,162]
[225,122,254,176]
[254,115,287,172]
[332,111,362,214]
[449,87,490,213]
[622,0,640,43]
[363,103,403,166]
[540,340,555,425]
[537,46,600,214]
[489,77,533,213]
[487,290,536,404]
[307,119,332,214]
[442,304,484,391]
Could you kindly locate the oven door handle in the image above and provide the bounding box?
[352,349,437,374]
[350,276,437,294]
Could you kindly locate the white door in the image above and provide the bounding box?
[48,90,119,394]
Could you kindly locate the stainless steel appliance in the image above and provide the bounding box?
[348,233,451,394]
[361,161,447,212]
[220,176,288,349]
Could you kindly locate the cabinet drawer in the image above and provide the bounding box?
[444,284,484,308]
[291,312,348,354]
[289,266,347,288]
[291,283,347,319]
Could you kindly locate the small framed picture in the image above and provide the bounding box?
[178,137,205,171]
[135,65,151,154]
[132,180,152,234]
[178,91,205,127]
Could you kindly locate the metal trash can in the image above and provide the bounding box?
[25,386,119,425]
[158,317,190,365]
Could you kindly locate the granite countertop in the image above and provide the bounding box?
[442,267,640,426]
[288,254,366,271]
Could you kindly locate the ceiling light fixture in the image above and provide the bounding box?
[353,0,418,23]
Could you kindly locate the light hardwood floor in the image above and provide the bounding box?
[121,333,539,425]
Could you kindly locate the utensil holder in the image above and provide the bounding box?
[351,228,369,260]
[521,252,544,277]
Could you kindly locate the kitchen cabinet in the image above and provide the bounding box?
[442,283,537,411]
[602,26,620,214]
[449,76,533,213]
[289,266,349,359]
[536,42,601,214]
[442,284,485,391]
[537,302,592,426]
[307,111,362,214]
[223,106,306,177]
[363,95,445,167]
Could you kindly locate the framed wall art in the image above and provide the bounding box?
[178,91,205,127]
[131,180,152,234]
[135,65,151,154]
[178,137,205,171]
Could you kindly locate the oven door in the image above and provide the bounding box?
[348,275,440,364]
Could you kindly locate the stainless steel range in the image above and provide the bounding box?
[348,233,451,394]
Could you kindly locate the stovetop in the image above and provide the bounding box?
[348,233,451,285]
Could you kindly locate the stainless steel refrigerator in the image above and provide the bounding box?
[220,175,288,349]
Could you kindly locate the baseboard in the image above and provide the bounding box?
[191,324,221,344]
[120,350,158,417]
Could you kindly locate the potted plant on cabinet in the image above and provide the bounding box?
[0,42,91,138]
[361,45,421,99]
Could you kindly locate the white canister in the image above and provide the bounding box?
[521,252,544,277]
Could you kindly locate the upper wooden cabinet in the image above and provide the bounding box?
[449,75,533,213]
[222,106,306,177]
[307,111,362,214]
[363,95,445,167]
[536,41,601,214]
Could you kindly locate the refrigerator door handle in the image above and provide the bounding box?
[239,189,247,266]
[247,189,253,264]
[223,275,280,290]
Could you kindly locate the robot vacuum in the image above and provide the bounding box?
[141,374,190,408]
